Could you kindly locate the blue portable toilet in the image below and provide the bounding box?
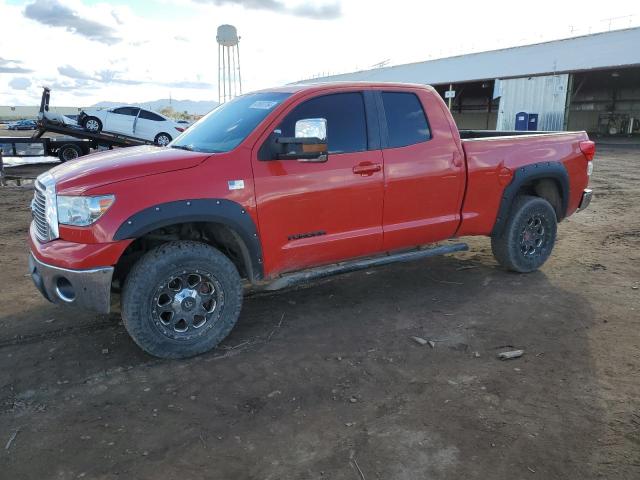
[528,113,539,131]
[515,112,529,131]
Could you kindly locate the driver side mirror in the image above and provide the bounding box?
[276,118,328,162]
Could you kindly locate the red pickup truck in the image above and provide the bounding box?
[28,82,595,358]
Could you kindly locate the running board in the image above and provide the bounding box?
[263,242,469,291]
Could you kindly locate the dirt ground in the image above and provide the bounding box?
[0,146,638,479]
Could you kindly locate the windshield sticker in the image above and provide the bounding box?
[228,180,245,190]
[249,100,278,110]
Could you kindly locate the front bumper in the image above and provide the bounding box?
[29,253,114,314]
[578,188,593,211]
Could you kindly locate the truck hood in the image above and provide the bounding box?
[50,146,209,194]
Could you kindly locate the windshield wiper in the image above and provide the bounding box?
[171,144,193,151]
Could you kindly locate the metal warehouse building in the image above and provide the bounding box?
[298,27,640,136]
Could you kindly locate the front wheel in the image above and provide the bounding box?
[83,116,102,133]
[491,195,557,273]
[121,241,243,359]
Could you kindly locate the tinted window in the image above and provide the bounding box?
[279,92,367,154]
[139,110,165,121]
[112,107,140,116]
[171,92,291,153]
[381,92,430,148]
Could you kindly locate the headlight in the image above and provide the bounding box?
[57,195,115,226]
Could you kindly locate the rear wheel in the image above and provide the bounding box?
[58,143,82,162]
[491,195,557,272]
[154,132,172,146]
[121,241,243,359]
[83,116,102,133]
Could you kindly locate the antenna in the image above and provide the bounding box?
[217,24,242,103]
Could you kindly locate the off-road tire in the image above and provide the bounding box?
[491,195,557,273]
[121,241,243,359]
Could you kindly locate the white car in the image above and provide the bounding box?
[79,106,184,146]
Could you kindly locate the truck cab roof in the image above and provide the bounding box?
[257,81,436,95]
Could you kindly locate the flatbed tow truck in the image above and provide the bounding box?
[1,88,153,163]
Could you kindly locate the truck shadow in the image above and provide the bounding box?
[0,252,604,479]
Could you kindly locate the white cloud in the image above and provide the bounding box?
[193,0,341,19]
[24,0,121,44]
[0,57,33,74]
[58,64,96,80]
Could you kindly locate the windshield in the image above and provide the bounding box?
[170,92,291,153]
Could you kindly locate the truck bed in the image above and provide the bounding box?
[456,130,590,237]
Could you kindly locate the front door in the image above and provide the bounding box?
[105,107,140,135]
[251,91,385,277]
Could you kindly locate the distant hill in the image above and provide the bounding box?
[91,99,219,116]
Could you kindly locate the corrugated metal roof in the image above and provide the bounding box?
[295,27,640,85]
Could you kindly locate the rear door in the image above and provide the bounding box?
[105,107,140,135]
[136,109,167,141]
[379,89,466,251]
[251,90,385,276]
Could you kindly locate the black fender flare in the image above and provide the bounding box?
[113,199,263,280]
[492,161,569,236]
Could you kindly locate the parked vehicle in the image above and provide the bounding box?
[78,107,184,146]
[8,119,37,130]
[176,120,193,128]
[28,82,595,359]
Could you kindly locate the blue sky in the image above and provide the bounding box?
[1,0,639,106]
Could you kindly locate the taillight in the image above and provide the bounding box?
[175,127,185,132]
[580,140,595,177]
[579,140,596,161]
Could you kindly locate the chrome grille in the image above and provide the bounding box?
[32,181,50,241]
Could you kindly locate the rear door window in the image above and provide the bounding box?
[278,92,367,154]
[381,92,431,148]
[139,110,165,121]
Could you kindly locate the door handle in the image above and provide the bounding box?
[352,162,382,176]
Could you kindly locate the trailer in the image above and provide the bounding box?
[0,87,157,165]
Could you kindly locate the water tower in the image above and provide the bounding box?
[217,24,242,103]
